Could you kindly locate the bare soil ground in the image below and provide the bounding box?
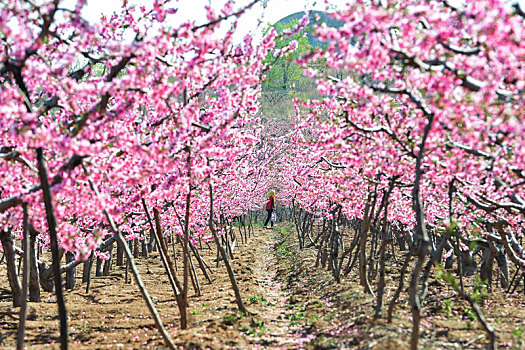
[268,224,525,350]
[1,224,524,349]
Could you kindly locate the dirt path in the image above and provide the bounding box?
[246,228,315,348]
[172,226,313,349]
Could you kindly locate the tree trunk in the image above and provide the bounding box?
[133,238,139,258]
[116,239,124,266]
[461,249,477,277]
[82,257,90,284]
[85,251,94,293]
[141,199,157,253]
[28,226,40,302]
[181,181,192,329]
[359,199,374,295]
[408,112,434,350]
[17,204,30,350]
[95,257,103,276]
[495,245,509,288]
[103,241,113,276]
[480,244,494,289]
[188,251,201,295]
[141,237,148,258]
[65,251,76,290]
[0,229,22,307]
[37,147,68,350]
[189,244,212,284]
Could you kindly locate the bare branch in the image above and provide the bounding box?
[0,149,38,173]
[514,2,525,18]
[0,154,84,213]
[442,42,481,56]
[320,156,347,169]
[192,0,261,31]
[445,140,493,159]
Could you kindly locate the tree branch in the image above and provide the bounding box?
[0,154,84,213]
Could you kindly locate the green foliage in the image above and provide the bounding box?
[342,292,360,301]
[324,309,338,321]
[223,314,239,325]
[276,242,292,257]
[247,295,267,303]
[92,62,108,77]
[289,311,305,322]
[277,223,294,235]
[242,318,267,336]
[445,218,460,235]
[75,325,93,332]
[307,314,319,323]
[435,265,489,323]
[511,327,524,338]
[471,275,488,303]
[463,308,476,321]
[252,318,266,329]
[441,299,454,315]
[262,20,311,92]
[435,268,460,288]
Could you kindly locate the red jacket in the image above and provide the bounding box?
[266,195,275,210]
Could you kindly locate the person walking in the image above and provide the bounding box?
[263,190,276,229]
